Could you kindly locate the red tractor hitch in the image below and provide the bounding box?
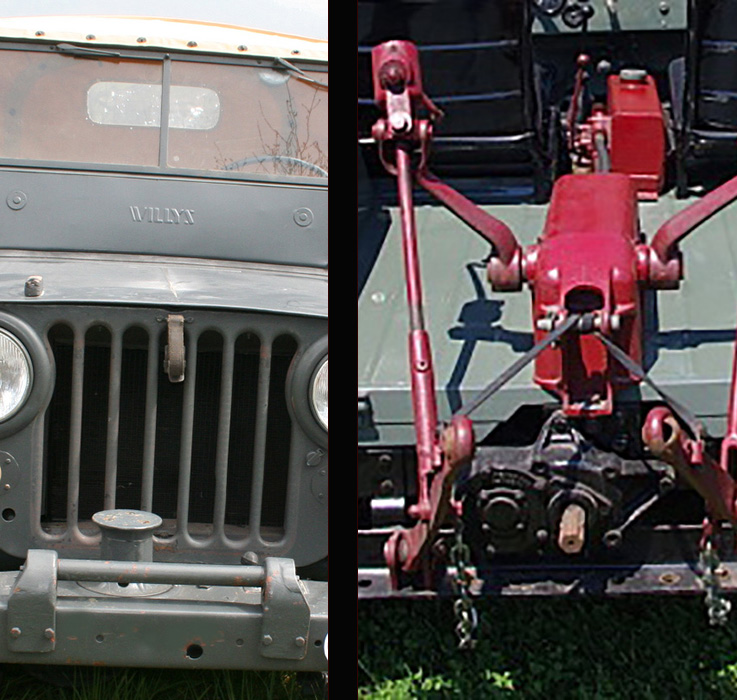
[370,39,737,588]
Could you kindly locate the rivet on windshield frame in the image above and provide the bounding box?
[137,37,146,43]
[86,34,96,40]
[35,30,44,37]
[187,41,198,48]
[237,45,248,51]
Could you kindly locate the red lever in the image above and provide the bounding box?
[649,175,737,284]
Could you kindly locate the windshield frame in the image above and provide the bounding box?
[0,40,328,187]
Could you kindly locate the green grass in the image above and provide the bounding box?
[358,596,737,699]
[0,666,323,700]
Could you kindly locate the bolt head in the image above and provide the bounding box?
[262,634,273,646]
[10,627,20,638]
[306,449,324,466]
[240,551,259,565]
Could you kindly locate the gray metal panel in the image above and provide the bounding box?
[0,563,328,670]
[0,170,327,268]
[358,191,737,443]
[0,252,327,317]
[532,0,687,33]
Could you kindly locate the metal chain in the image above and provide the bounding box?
[450,523,478,650]
[699,535,732,626]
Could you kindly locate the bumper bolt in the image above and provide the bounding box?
[10,627,20,638]
[241,551,259,565]
[295,637,306,647]
[44,628,55,640]
[262,635,273,646]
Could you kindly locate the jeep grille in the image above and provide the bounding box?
[34,307,304,561]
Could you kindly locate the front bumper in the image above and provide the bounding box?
[0,550,328,671]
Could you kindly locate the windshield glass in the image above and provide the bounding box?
[0,47,328,180]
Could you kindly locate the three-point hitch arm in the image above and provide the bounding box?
[370,38,737,586]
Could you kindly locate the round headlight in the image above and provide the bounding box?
[0,330,32,422]
[310,357,328,431]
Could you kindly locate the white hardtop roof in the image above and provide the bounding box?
[0,15,327,61]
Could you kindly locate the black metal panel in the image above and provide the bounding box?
[358,0,531,136]
[694,0,737,129]
[357,0,546,194]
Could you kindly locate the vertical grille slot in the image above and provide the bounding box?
[261,334,297,535]
[104,328,123,510]
[78,325,112,523]
[224,332,261,535]
[151,325,183,525]
[41,308,304,556]
[116,326,150,511]
[43,324,73,531]
[187,330,223,540]
[174,323,196,540]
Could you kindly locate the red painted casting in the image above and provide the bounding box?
[607,72,665,198]
[570,62,665,199]
[523,173,643,415]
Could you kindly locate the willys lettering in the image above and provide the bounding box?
[129,206,195,224]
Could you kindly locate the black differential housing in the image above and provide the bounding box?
[458,413,665,561]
